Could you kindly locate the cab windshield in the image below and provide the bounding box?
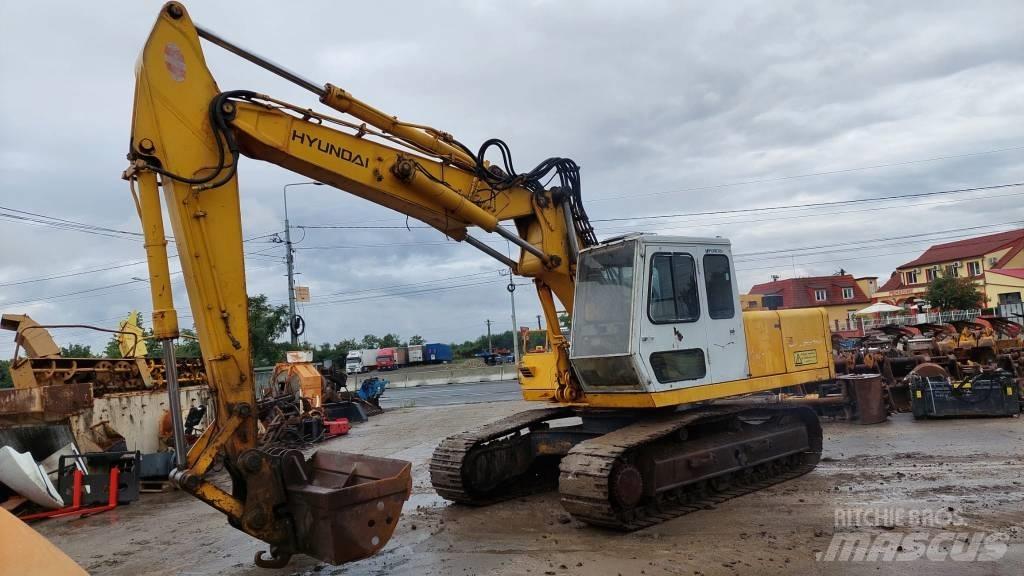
[570,240,635,357]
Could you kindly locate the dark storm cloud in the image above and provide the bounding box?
[1,0,1023,354]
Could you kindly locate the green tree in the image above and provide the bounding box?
[557,312,572,333]
[925,277,984,310]
[379,333,402,348]
[103,337,123,358]
[147,327,202,359]
[175,328,202,357]
[407,335,425,346]
[309,338,358,365]
[60,343,95,358]
[102,311,146,358]
[360,334,381,349]
[249,294,289,367]
[0,359,12,389]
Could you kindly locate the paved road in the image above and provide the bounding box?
[381,379,521,408]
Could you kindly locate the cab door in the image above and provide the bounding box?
[701,249,748,382]
[637,247,711,391]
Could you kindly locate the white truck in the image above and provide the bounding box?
[345,349,378,374]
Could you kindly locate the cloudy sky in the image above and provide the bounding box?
[2,1,1023,358]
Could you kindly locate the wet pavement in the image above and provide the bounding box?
[34,402,1024,576]
[381,380,520,408]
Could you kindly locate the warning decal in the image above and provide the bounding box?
[793,349,818,366]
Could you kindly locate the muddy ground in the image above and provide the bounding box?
[36,401,1024,576]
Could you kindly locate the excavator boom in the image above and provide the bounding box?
[127,3,419,567]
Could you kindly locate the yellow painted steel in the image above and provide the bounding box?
[135,171,179,340]
[534,307,836,409]
[745,308,833,377]
[319,84,476,168]
[117,311,149,358]
[128,3,255,521]
[576,367,836,409]
[743,311,789,377]
[270,362,325,406]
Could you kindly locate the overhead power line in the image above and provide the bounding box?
[302,279,507,308]
[732,221,1024,259]
[297,224,432,230]
[587,144,1024,203]
[0,260,148,288]
[596,189,1024,236]
[592,181,1024,223]
[0,229,283,287]
[312,268,505,300]
[1,253,282,308]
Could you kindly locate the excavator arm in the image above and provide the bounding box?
[125,2,591,567]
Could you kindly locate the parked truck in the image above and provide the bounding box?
[345,349,379,374]
[407,344,424,364]
[376,347,408,371]
[423,343,453,364]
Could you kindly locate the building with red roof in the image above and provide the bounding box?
[744,274,873,332]
[872,228,1024,307]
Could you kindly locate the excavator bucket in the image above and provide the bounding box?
[284,451,412,564]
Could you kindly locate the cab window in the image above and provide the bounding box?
[648,253,699,323]
[703,254,735,319]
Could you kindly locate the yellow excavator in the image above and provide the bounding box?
[126,2,834,568]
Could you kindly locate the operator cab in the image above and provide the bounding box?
[569,234,748,394]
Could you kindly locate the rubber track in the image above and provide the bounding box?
[429,406,575,505]
[559,406,821,530]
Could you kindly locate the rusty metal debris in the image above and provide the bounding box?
[1,314,209,396]
[0,313,213,458]
[0,382,93,423]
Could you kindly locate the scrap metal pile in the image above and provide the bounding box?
[0,311,209,401]
[761,316,1024,423]
[831,316,1024,418]
[257,362,388,449]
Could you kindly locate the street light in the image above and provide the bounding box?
[282,181,322,346]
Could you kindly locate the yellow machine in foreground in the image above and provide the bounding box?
[126,2,832,566]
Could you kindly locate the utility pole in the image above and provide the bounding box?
[284,205,297,347]
[509,277,519,365]
[282,181,322,347]
[486,319,492,353]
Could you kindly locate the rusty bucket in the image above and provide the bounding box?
[284,451,412,565]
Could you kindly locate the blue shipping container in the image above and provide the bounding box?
[423,343,453,364]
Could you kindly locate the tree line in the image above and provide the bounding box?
[6,294,551,376]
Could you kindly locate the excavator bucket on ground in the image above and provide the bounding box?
[283,451,412,565]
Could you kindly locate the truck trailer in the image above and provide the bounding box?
[407,344,424,364]
[423,343,453,364]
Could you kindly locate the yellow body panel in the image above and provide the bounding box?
[743,311,789,377]
[776,308,833,373]
[523,307,835,409]
[525,367,834,408]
